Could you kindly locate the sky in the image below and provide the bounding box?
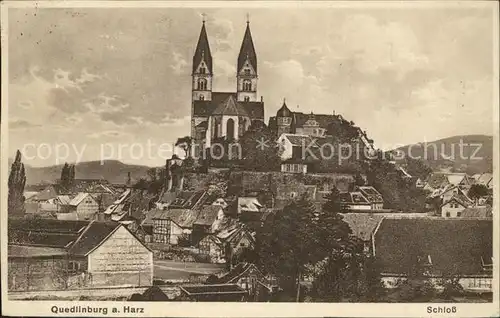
[7,4,496,167]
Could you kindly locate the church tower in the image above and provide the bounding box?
[236,20,258,102]
[192,20,213,102]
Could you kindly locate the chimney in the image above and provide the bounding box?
[332,110,336,115]
[260,96,263,102]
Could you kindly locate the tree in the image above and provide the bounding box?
[468,184,489,202]
[69,164,75,186]
[126,172,132,186]
[259,196,318,299]
[240,121,281,172]
[8,150,26,216]
[60,162,69,186]
[175,136,193,158]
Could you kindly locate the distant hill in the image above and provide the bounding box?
[7,159,154,185]
[389,135,493,175]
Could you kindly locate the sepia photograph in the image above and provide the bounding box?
[1,0,498,316]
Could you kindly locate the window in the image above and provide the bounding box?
[197,78,207,90]
[244,69,250,75]
[244,96,250,102]
[68,261,80,273]
[153,219,171,244]
[243,79,252,91]
[446,212,451,217]
[457,212,461,217]
[200,67,206,74]
[290,192,297,198]
[199,95,204,101]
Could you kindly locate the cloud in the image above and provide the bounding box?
[170,50,189,75]
[9,119,41,130]
[87,130,129,139]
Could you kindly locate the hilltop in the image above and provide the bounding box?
[7,159,153,185]
[389,135,493,174]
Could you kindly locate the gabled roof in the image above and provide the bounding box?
[238,197,262,212]
[8,245,68,258]
[281,134,319,147]
[476,173,493,186]
[68,221,120,256]
[440,193,472,208]
[356,186,384,203]
[33,185,59,201]
[218,262,263,284]
[57,195,72,205]
[373,218,493,276]
[194,205,223,226]
[340,191,370,205]
[193,92,264,118]
[8,218,89,248]
[447,173,467,186]
[238,23,257,72]
[68,192,92,206]
[212,95,249,116]
[192,22,212,74]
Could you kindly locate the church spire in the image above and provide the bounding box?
[237,19,257,72]
[192,20,212,74]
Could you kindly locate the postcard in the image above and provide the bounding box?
[1,1,498,317]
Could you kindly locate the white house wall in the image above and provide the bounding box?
[88,226,153,287]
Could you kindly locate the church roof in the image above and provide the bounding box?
[238,23,257,72]
[193,22,212,74]
[212,95,249,116]
[193,92,264,118]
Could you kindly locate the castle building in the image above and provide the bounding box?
[268,100,340,138]
[191,20,265,147]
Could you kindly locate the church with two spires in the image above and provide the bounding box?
[189,18,345,148]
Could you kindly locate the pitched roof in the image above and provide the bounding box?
[68,221,120,256]
[476,173,493,186]
[340,191,370,204]
[57,195,72,205]
[69,192,91,206]
[238,23,257,72]
[212,95,249,116]
[373,218,493,276]
[447,173,467,186]
[282,134,319,147]
[440,193,472,208]
[156,208,200,228]
[193,92,264,118]
[356,186,384,203]
[238,197,262,212]
[168,190,207,209]
[34,185,59,201]
[192,22,212,74]
[194,205,223,226]
[8,218,89,248]
[341,213,385,241]
[218,262,263,284]
[8,245,68,258]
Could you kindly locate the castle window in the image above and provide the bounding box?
[200,67,206,74]
[243,80,252,91]
[197,78,207,90]
[244,96,250,102]
[244,69,250,76]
